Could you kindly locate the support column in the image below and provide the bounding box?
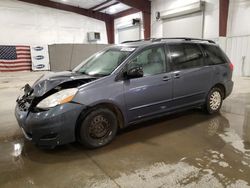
[105,19,114,44]
[142,11,151,39]
[219,0,229,37]
[219,0,229,50]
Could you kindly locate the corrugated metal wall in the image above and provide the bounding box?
[226,36,250,76]
[208,36,250,77]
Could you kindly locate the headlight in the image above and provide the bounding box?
[37,88,78,109]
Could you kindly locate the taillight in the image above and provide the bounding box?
[229,62,234,71]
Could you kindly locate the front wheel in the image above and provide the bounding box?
[204,87,223,114]
[78,108,118,149]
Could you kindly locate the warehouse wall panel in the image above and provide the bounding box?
[226,0,250,76]
[0,0,108,45]
[226,36,250,76]
[49,44,110,71]
[227,0,250,37]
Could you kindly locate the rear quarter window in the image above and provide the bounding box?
[168,43,203,70]
[201,44,226,65]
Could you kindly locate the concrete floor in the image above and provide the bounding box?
[0,72,45,139]
[0,72,250,187]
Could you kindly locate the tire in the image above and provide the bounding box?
[78,108,118,149]
[204,87,223,114]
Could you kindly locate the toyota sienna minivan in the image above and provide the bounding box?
[15,38,234,149]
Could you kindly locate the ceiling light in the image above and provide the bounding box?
[109,6,116,14]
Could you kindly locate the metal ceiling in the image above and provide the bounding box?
[100,2,131,14]
[50,0,131,14]
[50,0,107,9]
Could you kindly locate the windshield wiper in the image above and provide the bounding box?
[78,71,90,76]
[91,73,109,77]
[77,70,109,77]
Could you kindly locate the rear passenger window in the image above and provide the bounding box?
[168,43,203,70]
[201,45,225,65]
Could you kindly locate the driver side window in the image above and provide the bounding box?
[128,46,166,76]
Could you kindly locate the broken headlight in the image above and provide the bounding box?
[36,88,78,109]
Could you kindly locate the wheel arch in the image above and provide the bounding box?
[90,102,125,129]
[211,83,226,99]
[75,102,125,140]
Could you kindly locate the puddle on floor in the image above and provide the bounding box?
[0,110,250,187]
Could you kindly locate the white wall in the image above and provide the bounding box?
[114,12,143,44]
[226,36,250,76]
[203,0,219,39]
[227,0,250,37]
[225,0,250,76]
[151,0,219,39]
[0,0,108,45]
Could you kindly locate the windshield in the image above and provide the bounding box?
[73,48,135,76]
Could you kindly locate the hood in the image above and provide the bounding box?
[32,71,97,97]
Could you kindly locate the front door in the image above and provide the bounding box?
[123,45,173,122]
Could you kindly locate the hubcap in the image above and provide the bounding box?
[89,115,111,139]
[209,91,221,111]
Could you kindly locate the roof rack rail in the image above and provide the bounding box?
[121,38,156,44]
[152,37,215,44]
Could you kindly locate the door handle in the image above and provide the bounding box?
[174,73,181,79]
[162,76,171,81]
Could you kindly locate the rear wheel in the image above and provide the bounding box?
[204,87,223,114]
[78,108,118,149]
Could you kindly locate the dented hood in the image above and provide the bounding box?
[32,71,96,97]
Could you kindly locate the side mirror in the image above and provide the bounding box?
[125,65,143,79]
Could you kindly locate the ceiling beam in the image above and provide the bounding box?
[18,0,113,22]
[116,0,150,13]
[95,2,120,12]
[89,0,113,10]
[113,8,140,19]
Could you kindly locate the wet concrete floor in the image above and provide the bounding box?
[0,72,44,139]
[1,109,250,187]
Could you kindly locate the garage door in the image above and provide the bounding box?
[118,26,140,44]
[162,12,203,38]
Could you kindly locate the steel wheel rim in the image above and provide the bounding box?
[209,91,221,111]
[88,115,111,139]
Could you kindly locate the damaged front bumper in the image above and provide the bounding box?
[14,70,97,148]
[15,86,85,148]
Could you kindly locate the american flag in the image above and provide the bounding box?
[0,45,32,72]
